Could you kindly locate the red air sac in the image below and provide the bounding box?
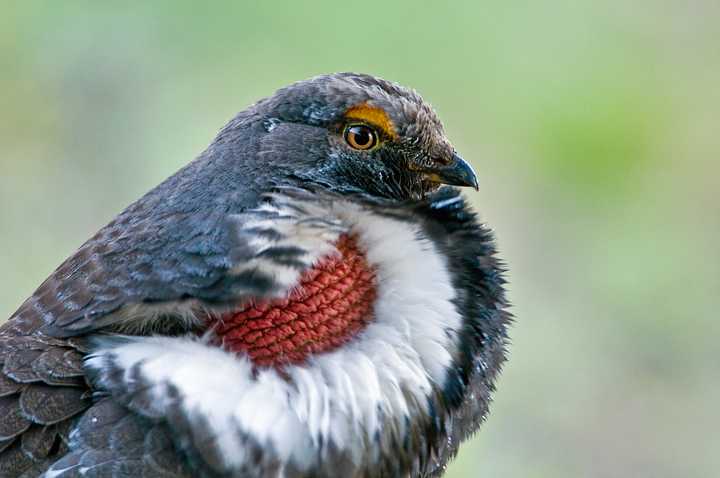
[215,234,377,367]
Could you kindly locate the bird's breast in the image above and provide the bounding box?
[85,198,469,476]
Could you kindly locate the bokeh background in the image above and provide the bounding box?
[1,2,718,477]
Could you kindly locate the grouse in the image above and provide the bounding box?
[0,73,510,477]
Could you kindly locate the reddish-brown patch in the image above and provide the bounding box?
[213,235,377,367]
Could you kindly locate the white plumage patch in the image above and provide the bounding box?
[228,197,345,294]
[86,198,462,472]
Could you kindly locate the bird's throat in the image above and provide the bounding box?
[213,234,377,368]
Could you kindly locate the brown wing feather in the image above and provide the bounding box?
[20,425,56,460]
[0,335,91,477]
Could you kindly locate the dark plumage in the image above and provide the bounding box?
[0,73,510,477]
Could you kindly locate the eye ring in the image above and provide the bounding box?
[343,124,378,151]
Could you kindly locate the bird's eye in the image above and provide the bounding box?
[344,124,378,151]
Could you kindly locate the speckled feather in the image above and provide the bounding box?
[0,336,87,476]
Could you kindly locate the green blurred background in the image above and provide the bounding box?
[1,2,718,477]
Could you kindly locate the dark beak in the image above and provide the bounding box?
[420,152,479,190]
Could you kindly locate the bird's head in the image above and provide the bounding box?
[217,72,478,201]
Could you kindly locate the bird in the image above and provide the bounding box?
[0,73,510,477]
